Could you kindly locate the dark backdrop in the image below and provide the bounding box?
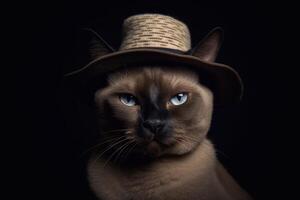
[11,1,276,200]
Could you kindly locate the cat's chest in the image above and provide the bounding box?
[88,159,194,199]
[119,164,184,195]
[87,141,217,200]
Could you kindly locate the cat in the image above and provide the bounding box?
[71,26,254,200]
[86,66,252,200]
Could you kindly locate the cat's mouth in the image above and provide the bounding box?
[145,141,162,157]
[137,137,177,157]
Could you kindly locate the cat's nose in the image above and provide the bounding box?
[142,119,164,134]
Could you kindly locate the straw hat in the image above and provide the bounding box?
[65,14,243,105]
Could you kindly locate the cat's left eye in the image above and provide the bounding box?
[170,93,188,106]
[119,94,138,106]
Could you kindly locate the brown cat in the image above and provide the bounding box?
[64,14,252,199]
[87,66,252,200]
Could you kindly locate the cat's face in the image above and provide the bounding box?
[94,66,213,160]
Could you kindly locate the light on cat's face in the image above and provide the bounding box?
[94,66,213,159]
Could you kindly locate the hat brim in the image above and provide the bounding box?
[64,48,243,106]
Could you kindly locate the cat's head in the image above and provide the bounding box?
[94,66,213,159]
[82,27,224,162]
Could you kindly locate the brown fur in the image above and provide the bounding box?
[88,66,252,200]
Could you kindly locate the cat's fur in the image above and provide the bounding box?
[83,28,252,200]
[87,67,252,200]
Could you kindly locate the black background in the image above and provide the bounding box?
[11,1,278,200]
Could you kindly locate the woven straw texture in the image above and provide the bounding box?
[120,14,191,52]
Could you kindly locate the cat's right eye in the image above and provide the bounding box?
[119,94,138,106]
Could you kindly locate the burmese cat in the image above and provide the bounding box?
[87,66,252,200]
[82,28,252,200]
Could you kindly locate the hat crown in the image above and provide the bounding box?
[120,14,191,52]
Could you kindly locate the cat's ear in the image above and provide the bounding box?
[191,27,223,62]
[83,28,115,60]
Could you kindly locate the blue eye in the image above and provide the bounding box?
[170,93,188,105]
[119,94,137,106]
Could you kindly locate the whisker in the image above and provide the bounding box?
[103,140,134,168]
[112,140,136,165]
[80,135,128,157]
[184,134,202,141]
[122,142,137,162]
[175,135,201,143]
[175,137,190,151]
[101,128,132,134]
[93,137,130,163]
